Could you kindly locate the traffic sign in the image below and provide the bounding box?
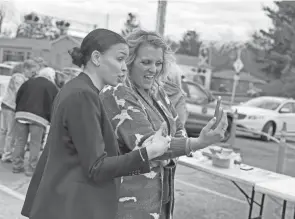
[233,58,244,73]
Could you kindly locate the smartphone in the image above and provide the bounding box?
[212,96,222,130]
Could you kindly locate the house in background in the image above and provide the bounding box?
[175,48,268,92]
[210,70,266,93]
[0,35,82,70]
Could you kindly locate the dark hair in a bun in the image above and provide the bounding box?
[68,47,85,67]
[68,28,127,68]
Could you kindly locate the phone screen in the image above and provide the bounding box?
[212,96,222,129]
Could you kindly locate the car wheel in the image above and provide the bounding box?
[261,121,275,141]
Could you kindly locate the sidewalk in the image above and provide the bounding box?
[0,162,30,196]
[0,162,28,219]
[0,190,26,219]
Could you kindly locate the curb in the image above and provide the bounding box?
[0,183,25,201]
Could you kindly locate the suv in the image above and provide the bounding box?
[181,79,233,142]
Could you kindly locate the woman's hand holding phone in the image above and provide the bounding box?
[191,96,228,150]
[211,96,223,130]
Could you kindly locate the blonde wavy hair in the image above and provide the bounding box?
[12,63,24,74]
[124,30,175,87]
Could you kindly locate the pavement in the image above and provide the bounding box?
[0,189,26,219]
[1,135,295,219]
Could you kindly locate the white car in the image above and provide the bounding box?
[232,96,295,141]
[3,61,21,68]
[0,64,13,108]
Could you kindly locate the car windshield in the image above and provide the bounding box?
[183,82,208,103]
[242,97,282,110]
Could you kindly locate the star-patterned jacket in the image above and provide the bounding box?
[100,83,188,219]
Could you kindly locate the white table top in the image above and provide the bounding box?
[179,156,291,186]
[255,178,295,203]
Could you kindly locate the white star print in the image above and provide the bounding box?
[112,106,140,137]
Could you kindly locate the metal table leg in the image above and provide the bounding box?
[231,182,265,219]
[293,205,295,219]
[259,194,265,217]
[282,200,287,219]
[248,187,255,219]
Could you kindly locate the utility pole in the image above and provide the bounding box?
[156,0,167,36]
[105,13,110,29]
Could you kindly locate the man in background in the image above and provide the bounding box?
[12,67,58,176]
[0,60,38,162]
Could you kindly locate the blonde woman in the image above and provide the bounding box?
[100,30,228,219]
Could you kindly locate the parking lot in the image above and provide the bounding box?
[1,135,295,219]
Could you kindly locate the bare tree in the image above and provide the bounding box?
[16,12,70,40]
[0,1,18,36]
[0,2,7,33]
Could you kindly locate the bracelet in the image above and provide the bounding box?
[188,138,193,155]
[138,148,145,162]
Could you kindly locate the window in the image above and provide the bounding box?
[26,52,32,59]
[243,97,282,111]
[280,103,294,113]
[2,50,25,62]
[183,83,208,103]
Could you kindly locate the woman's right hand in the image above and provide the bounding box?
[193,109,228,150]
[144,123,171,160]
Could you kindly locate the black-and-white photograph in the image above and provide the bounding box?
[0,0,295,218]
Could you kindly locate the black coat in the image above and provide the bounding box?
[21,73,151,219]
[16,77,58,122]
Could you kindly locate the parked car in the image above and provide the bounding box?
[3,61,21,68]
[232,96,295,141]
[181,79,233,142]
[0,63,13,76]
[0,75,12,110]
[0,64,13,107]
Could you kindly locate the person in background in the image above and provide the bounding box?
[54,70,67,89]
[218,84,228,92]
[12,67,58,176]
[160,61,188,126]
[0,60,38,162]
[32,57,48,73]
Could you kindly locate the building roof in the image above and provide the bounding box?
[70,35,83,43]
[0,37,51,50]
[51,35,81,45]
[0,35,81,51]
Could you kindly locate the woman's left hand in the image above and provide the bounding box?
[195,110,228,148]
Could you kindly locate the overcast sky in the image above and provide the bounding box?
[4,0,275,42]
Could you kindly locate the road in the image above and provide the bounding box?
[1,135,295,219]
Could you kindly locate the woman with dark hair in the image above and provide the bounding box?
[21,29,170,219]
